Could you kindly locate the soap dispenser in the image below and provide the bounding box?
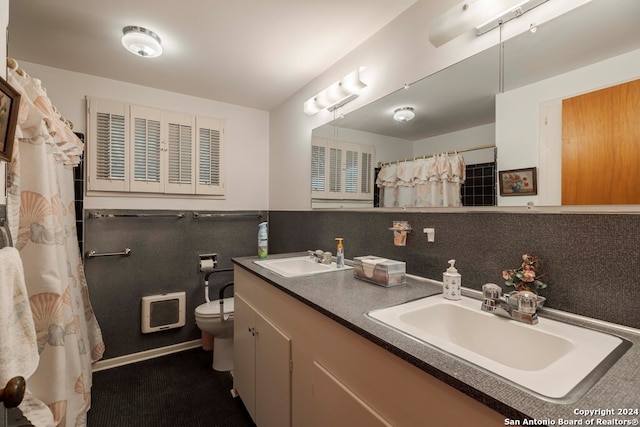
[335,238,344,268]
[443,259,461,300]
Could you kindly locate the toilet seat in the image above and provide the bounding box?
[195,297,234,318]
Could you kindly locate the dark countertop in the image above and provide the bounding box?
[233,253,640,423]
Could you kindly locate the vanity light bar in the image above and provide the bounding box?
[304,67,367,115]
[476,0,549,36]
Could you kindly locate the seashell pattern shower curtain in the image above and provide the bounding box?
[6,62,104,427]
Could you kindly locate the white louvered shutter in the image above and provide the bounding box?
[328,146,343,194]
[345,146,359,194]
[311,144,326,193]
[195,116,225,195]
[164,111,195,194]
[130,105,163,192]
[358,145,375,199]
[86,97,129,191]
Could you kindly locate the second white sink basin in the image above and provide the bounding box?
[254,256,352,278]
[367,294,630,402]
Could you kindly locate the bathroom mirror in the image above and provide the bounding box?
[311,0,640,208]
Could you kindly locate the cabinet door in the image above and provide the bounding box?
[86,97,129,192]
[195,116,225,195]
[311,361,391,427]
[255,312,291,427]
[163,111,195,194]
[130,105,163,193]
[233,294,256,422]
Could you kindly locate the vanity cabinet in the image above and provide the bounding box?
[233,266,504,427]
[233,293,291,427]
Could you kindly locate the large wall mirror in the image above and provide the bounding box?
[311,0,640,209]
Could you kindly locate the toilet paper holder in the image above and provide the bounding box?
[199,253,218,272]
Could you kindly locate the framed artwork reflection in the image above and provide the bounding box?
[499,167,537,196]
[0,75,21,162]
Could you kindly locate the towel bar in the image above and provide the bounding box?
[89,212,185,219]
[86,248,132,259]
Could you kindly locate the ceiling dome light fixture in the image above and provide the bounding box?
[122,26,163,58]
[394,107,415,122]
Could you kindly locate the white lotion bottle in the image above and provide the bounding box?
[443,259,461,300]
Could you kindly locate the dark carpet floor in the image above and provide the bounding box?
[88,348,255,427]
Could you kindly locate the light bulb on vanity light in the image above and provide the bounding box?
[393,107,415,122]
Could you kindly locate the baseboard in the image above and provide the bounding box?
[92,339,203,372]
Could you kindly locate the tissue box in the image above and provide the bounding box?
[353,256,406,287]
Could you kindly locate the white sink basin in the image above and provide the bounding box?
[367,294,630,402]
[254,256,352,278]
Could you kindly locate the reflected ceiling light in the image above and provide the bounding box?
[393,107,415,122]
[427,0,549,47]
[122,26,163,58]
[304,67,367,115]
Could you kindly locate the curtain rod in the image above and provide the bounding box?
[377,144,496,167]
[7,57,75,130]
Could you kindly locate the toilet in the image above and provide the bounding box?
[195,295,235,371]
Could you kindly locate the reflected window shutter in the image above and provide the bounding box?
[361,151,372,193]
[345,149,358,193]
[198,127,221,185]
[96,112,125,180]
[168,123,193,184]
[311,145,326,191]
[329,147,342,192]
[134,117,161,182]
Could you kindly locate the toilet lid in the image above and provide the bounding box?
[195,297,235,317]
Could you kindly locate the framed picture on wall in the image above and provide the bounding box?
[499,167,537,196]
[0,75,21,162]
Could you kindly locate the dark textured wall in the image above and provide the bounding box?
[18,205,640,360]
[268,210,640,330]
[83,210,263,359]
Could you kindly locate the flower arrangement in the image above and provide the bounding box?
[502,253,547,293]
[504,173,530,192]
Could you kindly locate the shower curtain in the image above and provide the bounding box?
[6,62,104,426]
[376,152,466,208]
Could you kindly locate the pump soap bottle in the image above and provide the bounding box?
[443,259,461,300]
[335,238,344,268]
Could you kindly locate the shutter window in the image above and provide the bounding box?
[329,147,342,192]
[96,112,126,180]
[311,145,326,191]
[345,149,358,193]
[198,128,221,185]
[361,151,372,194]
[134,117,161,182]
[168,123,192,184]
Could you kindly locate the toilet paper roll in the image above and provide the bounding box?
[199,259,215,272]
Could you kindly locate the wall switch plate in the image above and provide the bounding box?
[423,228,435,242]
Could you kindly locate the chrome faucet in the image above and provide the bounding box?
[308,249,332,264]
[480,283,538,325]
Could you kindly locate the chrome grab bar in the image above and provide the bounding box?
[86,248,132,258]
[89,212,185,219]
[193,212,264,219]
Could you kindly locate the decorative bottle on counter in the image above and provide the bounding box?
[258,222,268,259]
[443,259,461,300]
[335,237,344,268]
